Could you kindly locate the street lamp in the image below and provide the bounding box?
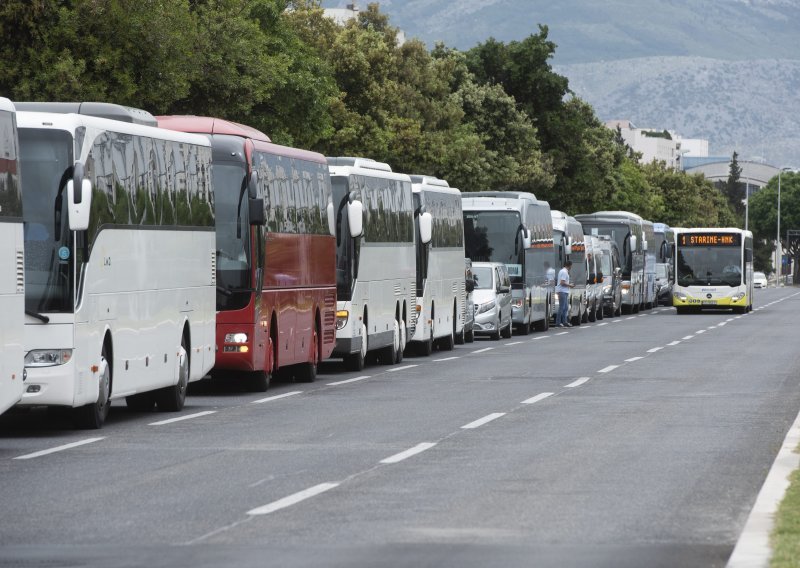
[776,167,792,287]
[744,177,750,232]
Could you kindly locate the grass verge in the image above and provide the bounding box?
[771,443,800,567]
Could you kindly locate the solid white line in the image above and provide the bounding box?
[434,356,459,362]
[597,365,618,374]
[625,356,644,362]
[252,391,302,404]
[727,407,800,567]
[149,410,217,426]
[667,341,681,346]
[380,442,437,464]
[564,377,591,388]
[327,376,371,386]
[522,392,554,405]
[506,341,524,346]
[461,412,506,429]
[14,437,105,460]
[683,335,695,340]
[555,331,569,336]
[472,347,494,354]
[388,364,417,372]
[247,483,339,516]
[646,347,664,353]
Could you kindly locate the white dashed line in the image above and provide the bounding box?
[461,413,506,429]
[380,442,437,464]
[434,357,459,362]
[625,356,644,362]
[472,347,494,354]
[647,347,664,353]
[14,437,105,460]
[598,365,619,374]
[626,317,637,320]
[564,377,591,388]
[252,391,303,404]
[522,392,554,405]
[696,330,707,334]
[682,335,695,340]
[506,341,524,346]
[327,376,371,386]
[555,331,569,336]
[597,322,609,327]
[533,335,550,340]
[667,341,681,346]
[149,410,217,426]
[247,483,339,516]
[388,364,418,372]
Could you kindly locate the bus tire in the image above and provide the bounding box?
[380,320,400,365]
[534,303,549,332]
[126,392,156,412]
[465,326,475,343]
[74,344,112,429]
[440,322,455,351]
[344,323,367,371]
[395,319,405,364]
[247,370,270,392]
[155,335,189,412]
[295,325,319,382]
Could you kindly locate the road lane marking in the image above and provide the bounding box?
[388,364,418,372]
[646,347,664,353]
[626,317,636,320]
[434,356,459,362]
[667,341,681,346]
[564,377,591,388]
[597,322,608,327]
[461,412,506,429]
[696,330,706,334]
[598,365,618,373]
[327,376,371,386]
[252,391,302,404]
[149,411,217,426]
[380,442,437,464]
[506,341,524,346]
[522,392,554,405]
[625,357,644,362]
[555,331,569,336]
[532,335,549,341]
[611,319,622,323]
[14,437,105,460]
[683,335,695,340]
[638,314,648,317]
[247,483,339,516]
[472,347,494,354]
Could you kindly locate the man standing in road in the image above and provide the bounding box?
[555,260,574,327]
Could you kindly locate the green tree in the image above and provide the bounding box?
[749,171,800,280]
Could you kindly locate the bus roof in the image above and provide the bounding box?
[15,101,157,126]
[410,175,461,197]
[575,211,644,223]
[327,157,393,173]
[157,115,270,142]
[469,190,538,201]
[327,156,411,183]
[0,97,14,113]
[17,112,211,153]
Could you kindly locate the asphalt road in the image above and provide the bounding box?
[1,288,799,568]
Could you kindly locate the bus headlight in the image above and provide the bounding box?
[476,300,496,315]
[621,281,631,295]
[673,291,687,300]
[603,285,611,295]
[336,310,349,330]
[224,333,248,344]
[731,292,746,302]
[25,349,73,367]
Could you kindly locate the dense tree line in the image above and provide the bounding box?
[0,0,736,227]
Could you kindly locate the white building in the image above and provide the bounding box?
[606,119,696,170]
[323,3,406,45]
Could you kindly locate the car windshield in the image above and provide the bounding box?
[755,272,766,279]
[472,266,494,290]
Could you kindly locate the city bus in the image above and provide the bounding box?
[328,157,416,370]
[575,211,645,314]
[673,228,753,314]
[16,105,216,428]
[0,98,25,416]
[653,222,675,305]
[463,192,553,334]
[158,116,336,389]
[642,219,657,309]
[408,176,466,354]
[552,211,587,325]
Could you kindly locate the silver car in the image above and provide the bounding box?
[471,262,513,340]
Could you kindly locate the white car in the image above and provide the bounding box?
[753,271,768,288]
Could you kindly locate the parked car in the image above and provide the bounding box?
[655,263,673,305]
[463,258,475,342]
[753,271,768,288]
[471,262,513,340]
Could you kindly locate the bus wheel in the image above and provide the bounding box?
[126,392,155,412]
[344,324,367,371]
[248,370,270,392]
[156,336,189,412]
[440,322,455,351]
[465,325,475,343]
[396,319,405,364]
[74,345,112,429]
[455,306,466,345]
[534,304,549,332]
[296,327,319,382]
[380,320,401,365]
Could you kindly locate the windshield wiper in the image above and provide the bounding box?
[25,310,50,324]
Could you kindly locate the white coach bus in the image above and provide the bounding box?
[552,210,587,325]
[642,218,657,309]
[463,192,554,334]
[16,105,216,428]
[408,176,465,354]
[0,98,25,416]
[328,157,418,371]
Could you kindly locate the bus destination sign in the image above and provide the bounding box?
[679,233,741,247]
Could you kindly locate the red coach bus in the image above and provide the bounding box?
[158,116,336,389]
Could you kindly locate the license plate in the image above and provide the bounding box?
[701,300,717,305]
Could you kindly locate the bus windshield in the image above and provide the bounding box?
[464,210,523,283]
[19,128,74,314]
[331,176,356,301]
[677,247,742,286]
[213,161,251,311]
[587,224,630,274]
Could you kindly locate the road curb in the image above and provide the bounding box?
[727,405,800,567]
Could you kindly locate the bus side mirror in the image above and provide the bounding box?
[66,178,92,231]
[419,211,433,245]
[247,171,258,199]
[347,199,364,238]
[629,235,638,251]
[522,228,531,250]
[249,197,265,226]
[565,243,573,255]
[326,201,336,237]
[642,239,648,251]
